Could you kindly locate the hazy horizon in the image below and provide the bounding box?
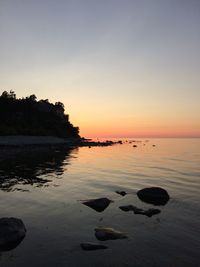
[1,0,200,138]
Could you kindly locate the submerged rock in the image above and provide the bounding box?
[95,227,127,241]
[80,242,108,251]
[119,205,161,217]
[0,217,26,251]
[115,190,127,196]
[142,208,161,217]
[82,198,113,212]
[119,205,137,212]
[137,187,170,206]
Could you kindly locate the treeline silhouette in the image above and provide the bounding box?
[0,90,79,138]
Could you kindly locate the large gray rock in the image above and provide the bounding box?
[137,187,170,206]
[0,217,26,251]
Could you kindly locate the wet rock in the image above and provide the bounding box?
[95,227,127,241]
[115,190,127,196]
[137,187,170,205]
[119,205,136,212]
[131,207,161,217]
[82,198,113,212]
[119,205,161,217]
[143,208,161,217]
[0,217,26,251]
[80,242,108,251]
[132,207,145,214]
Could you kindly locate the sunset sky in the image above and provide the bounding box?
[0,0,200,138]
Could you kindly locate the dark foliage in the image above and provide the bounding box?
[0,90,79,138]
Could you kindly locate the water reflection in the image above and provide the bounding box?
[0,147,76,192]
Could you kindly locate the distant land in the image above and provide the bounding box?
[0,90,79,138]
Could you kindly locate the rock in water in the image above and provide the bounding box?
[80,243,108,251]
[0,217,26,251]
[82,198,113,212]
[115,190,127,196]
[119,205,161,217]
[143,208,161,217]
[119,205,140,212]
[137,187,169,205]
[95,227,127,241]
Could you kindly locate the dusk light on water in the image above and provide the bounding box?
[0,1,200,266]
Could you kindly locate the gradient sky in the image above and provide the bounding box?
[0,0,200,137]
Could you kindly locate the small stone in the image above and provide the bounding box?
[143,208,161,217]
[95,227,127,241]
[82,198,113,212]
[115,190,127,196]
[80,243,108,251]
[119,205,135,212]
[119,205,161,217]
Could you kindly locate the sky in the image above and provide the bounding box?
[0,0,200,138]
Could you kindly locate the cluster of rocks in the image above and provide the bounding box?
[119,205,161,217]
[80,139,123,147]
[80,187,170,251]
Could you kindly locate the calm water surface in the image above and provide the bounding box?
[0,139,199,267]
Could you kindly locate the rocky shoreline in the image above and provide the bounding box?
[0,136,122,147]
[0,136,121,160]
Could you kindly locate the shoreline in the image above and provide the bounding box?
[0,136,121,147]
[0,136,121,161]
[0,136,79,147]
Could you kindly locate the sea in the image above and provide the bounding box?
[0,138,199,267]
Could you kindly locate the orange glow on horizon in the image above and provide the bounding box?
[71,113,200,138]
[78,124,200,138]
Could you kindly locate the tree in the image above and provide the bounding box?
[1,91,9,98]
[26,94,37,101]
[1,90,16,99]
[55,101,64,110]
[9,90,16,99]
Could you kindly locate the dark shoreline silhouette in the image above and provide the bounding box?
[0,90,79,138]
[0,91,124,150]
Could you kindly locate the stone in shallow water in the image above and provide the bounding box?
[119,205,137,212]
[137,187,170,206]
[143,208,161,217]
[119,205,161,217]
[80,243,108,251]
[95,227,127,241]
[0,217,26,251]
[115,190,127,196]
[82,198,113,212]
